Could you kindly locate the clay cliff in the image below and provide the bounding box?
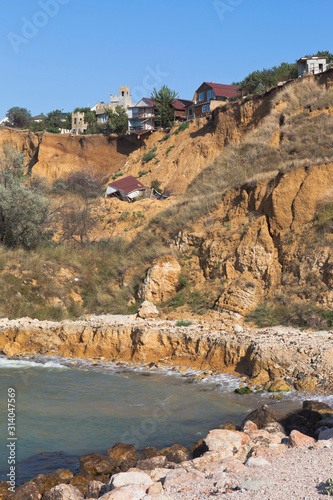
[0,128,137,181]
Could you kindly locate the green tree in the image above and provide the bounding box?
[44,109,63,131]
[74,107,97,126]
[235,61,298,95]
[105,106,128,135]
[6,107,31,129]
[0,145,51,248]
[151,85,178,129]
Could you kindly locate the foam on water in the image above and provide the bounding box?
[0,355,68,370]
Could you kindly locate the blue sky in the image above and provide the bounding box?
[0,0,332,118]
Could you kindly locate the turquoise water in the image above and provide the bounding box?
[0,355,304,484]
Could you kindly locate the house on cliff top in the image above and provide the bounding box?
[187,82,239,120]
[297,56,327,77]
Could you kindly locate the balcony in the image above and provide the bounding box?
[131,112,154,119]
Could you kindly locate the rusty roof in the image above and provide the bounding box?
[143,98,156,106]
[202,82,239,98]
[109,175,145,194]
[172,99,193,110]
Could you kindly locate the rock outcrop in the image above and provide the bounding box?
[178,162,333,315]
[138,255,181,303]
[0,316,332,392]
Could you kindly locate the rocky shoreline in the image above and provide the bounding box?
[0,312,332,393]
[2,401,333,499]
[0,313,333,498]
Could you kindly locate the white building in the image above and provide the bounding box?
[127,98,156,136]
[297,57,327,77]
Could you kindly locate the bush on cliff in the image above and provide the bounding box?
[0,144,51,249]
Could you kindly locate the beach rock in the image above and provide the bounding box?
[146,482,163,495]
[158,444,188,457]
[79,452,118,476]
[32,473,63,494]
[139,448,158,460]
[54,470,74,481]
[303,400,333,415]
[69,470,97,495]
[263,422,286,435]
[136,301,159,319]
[242,421,258,433]
[219,420,237,431]
[148,468,171,483]
[190,439,208,458]
[0,482,9,498]
[87,480,107,498]
[242,405,283,429]
[288,430,316,448]
[98,484,147,499]
[107,443,137,462]
[138,255,181,303]
[246,456,271,467]
[318,428,333,440]
[266,379,291,392]
[234,431,251,445]
[162,469,204,488]
[5,482,41,500]
[204,429,243,454]
[315,417,333,430]
[294,376,317,391]
[113,459,137,473]
[281,409,323,437]
[184,450,231,469]
[251,369,270,385]
[108,471,153,491]
[136,456,167,471]
[43,484,84,500]
[221,458,248,474]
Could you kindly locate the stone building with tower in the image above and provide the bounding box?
[92,85,134,124]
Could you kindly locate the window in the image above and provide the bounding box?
[198,92,205,102]
[202,104,210,113]
[188,109,193,116]
[207,90,215,101]
[74,118,77,124]
[122,91,125,96]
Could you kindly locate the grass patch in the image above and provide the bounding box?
[176,319,192,327]
[314,203,333,233]
[161,133,170,141]
[138,170,149,177]
[247,300,333,330]
[142,151,156,163]
[166,146,175,155]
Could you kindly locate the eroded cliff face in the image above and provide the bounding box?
[171,163,333,315]
[0,128,137,181]
[121,92,282,194]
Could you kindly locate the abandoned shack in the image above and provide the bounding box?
[105,175,146,202]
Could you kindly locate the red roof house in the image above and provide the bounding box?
[105,175,145,201]
[187,82,239,120]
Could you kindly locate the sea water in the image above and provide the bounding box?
[0,355,315,484]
